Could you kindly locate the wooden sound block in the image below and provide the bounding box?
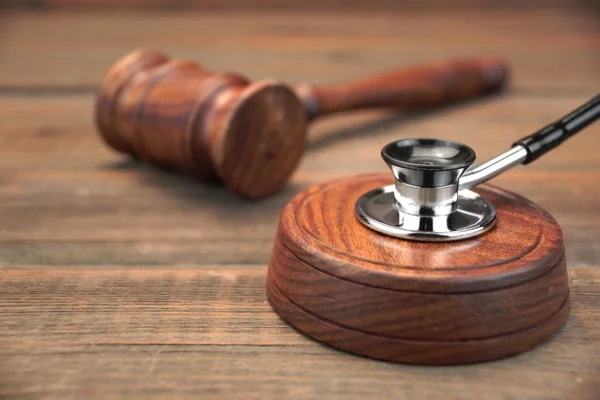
[267,173,570,365]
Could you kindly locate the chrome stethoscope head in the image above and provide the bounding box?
[356,138,501,241]
[356,93,600,241]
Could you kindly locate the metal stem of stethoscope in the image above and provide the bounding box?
[458,146,527,191]
[356,93,600,241]
[461,93,600,190]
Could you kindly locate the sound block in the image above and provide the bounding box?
[267,173,569,365]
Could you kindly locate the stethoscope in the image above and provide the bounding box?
[356,93,600,241]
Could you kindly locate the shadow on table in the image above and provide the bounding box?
[106,158,301,218]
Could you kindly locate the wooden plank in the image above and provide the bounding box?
[2,0,597,11]
[1,94,599,171]
[0,221,596,268]
[0,169,598,265]
[1,9,598,399]
[0,94,599,267]
[0,266,599,399]
[0,11,599,90]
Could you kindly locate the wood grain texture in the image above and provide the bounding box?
[276,176,565,292]
[267,174,570,364]
[0,266,599,399]
[267,271,570,365]
[270,235,569,341]
[2,0,597,11]
[0,95,599,265]
[295,57,508,119]
[96,50,507,198]
[0,11,599,91]
[95,49,307,198]
[1,8,599,399]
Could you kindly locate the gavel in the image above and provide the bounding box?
[95,50,509,198]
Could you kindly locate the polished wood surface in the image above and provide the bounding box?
[96,50,307,198]
[295,58,507,119]
[96,50,506,198]
[1,9,600,400]
[268,174,569,364]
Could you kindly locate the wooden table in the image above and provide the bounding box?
[1,9,599,400]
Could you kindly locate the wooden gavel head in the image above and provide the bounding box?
[96,49,307,199]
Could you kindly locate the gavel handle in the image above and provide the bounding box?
[295,58,510,121]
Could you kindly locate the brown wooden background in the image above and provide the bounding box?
[1,0,599,9]
[0,1,599,399]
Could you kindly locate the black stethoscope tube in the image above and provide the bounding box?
[514,93,600,164]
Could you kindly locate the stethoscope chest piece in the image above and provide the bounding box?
[356,139,497,241]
